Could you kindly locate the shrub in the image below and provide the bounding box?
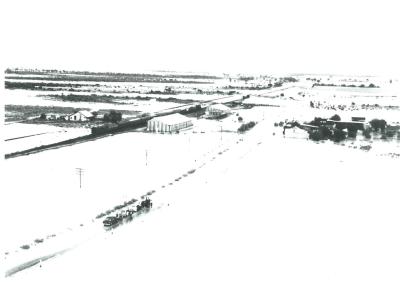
[309,117,326,127]
[370,119,387,132]
[96,213,106,219]
[238,121,255,132]
[347,124,359,138]
[104,110,122,123]
[386,127,397,138]
[348,129,358,138]
[360,145,372,151]
[330,114,341,121]
[309,130,322,141]
[238,124,247,132]
[317,126,332,139]
[362,129,372,139]
[332,129,347,142]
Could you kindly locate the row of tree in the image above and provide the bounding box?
[238,121,256,132]
[307,115,389,142]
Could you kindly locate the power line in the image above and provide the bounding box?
[76,168,84,189]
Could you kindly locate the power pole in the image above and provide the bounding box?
[76,168,84,189]
[145,149,148,166]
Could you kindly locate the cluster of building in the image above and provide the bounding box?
[147,103,232,133]
[42,110,95,122]
[42,102,235,134]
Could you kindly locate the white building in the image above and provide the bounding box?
[206,104,231,118]
[46,113,62,120]
[67,110,94,121]
[147,113,193,133]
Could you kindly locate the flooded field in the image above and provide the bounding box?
[2,70,400,284]
[2,113,399,292]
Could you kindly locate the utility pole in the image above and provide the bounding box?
[145,149,148,166]
[76,168,84,189]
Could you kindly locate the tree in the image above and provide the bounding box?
[103,110,122,123]
[370,119,387,132]
[309,117,326,127]
[332,129,347,142]
[330,114,341,121]
[320,126,333,139]
[309,130,322,141]
[362,129,372,139]
[39,113,46,120]
[348,129,358,138]
[347,124,359,138]
[110,111,122,123]
[309,126,332,141]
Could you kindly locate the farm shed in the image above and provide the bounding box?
[147,113,193,133]
[206,104,231,118]
[67,110,94,122]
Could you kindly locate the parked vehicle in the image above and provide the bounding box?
[103,198,152,228]
[141,198,153,209]
[103,216,121,227]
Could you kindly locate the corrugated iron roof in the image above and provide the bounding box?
[149,113,192,125]
[207,103,231,111]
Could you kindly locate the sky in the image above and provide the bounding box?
[1,0,400,75]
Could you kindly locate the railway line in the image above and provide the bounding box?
[5,95,243,159]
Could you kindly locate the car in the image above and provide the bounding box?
[103,216,120,227]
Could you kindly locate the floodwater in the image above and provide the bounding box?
[2,77,400,290]
[2,115,399,292]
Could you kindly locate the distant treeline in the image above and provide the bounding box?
[224,82,283,90]
[5,81,90,90]
[313,83,379,88]
[6,75,214,84]
[5,68,221,81]
[41,93,198,104]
